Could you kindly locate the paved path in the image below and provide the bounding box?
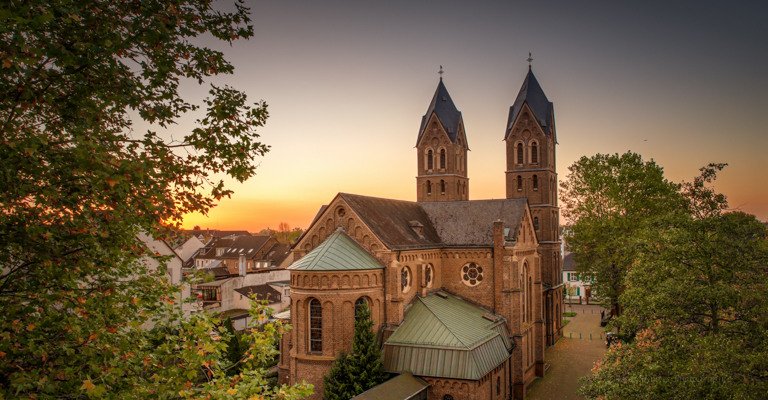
[525,305,607,400]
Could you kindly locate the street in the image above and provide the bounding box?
[525,304,608,400]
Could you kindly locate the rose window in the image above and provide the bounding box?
[462,263,483,286]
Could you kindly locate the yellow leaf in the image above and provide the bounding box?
[26,323,35,332]
[81,379,96,392]
[226,388,237,395]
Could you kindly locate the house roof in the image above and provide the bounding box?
[340,193,442,250]
[288,229,384,271]
[216,235,271,259]
[506,68,554,137]
[420,198,529,246]
[383,292,511,380]
[563,253,576,271]
[417,79,464,145]
[350,372,429,400]
[235,284,282,303]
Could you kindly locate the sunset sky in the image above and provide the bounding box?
[180,1,768,231]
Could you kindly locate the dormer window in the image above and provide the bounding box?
[409,220,425,239]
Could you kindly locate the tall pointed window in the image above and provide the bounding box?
[517,142,524,164]
[354,297,369,322]
[426,180,432,195]
[440,180,446,195]
[517,175,523,191]
[533,175,538,191]
[531,141,539,163]
[309,299,322,353]
[440,149,446,169]
[533,217,539,231]
[427,149,434,170]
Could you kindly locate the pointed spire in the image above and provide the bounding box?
[417,77,464,145]
[505,67,553,138]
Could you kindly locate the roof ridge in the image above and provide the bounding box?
[417,295,472,348]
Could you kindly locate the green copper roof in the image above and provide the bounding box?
[383,292,512,380]
[288,229,383,271]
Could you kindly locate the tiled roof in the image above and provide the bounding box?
[340,193,442,250]
[288,229,384,271]
[417,79,464,145]
[350,372,428,400]
[235,284,282,303]
[505,68,554,137]
[383,292,511,380]
[420,198,528,246]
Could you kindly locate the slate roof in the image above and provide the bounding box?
[506,68,554,137]
[288,229,384,271]
[420,199,529,246]
[383,292,512,380]
[235,284,282,303]
[417,79,464,145]
[563,253,576,271]
[350,372,429,400]
[340,193,442,250]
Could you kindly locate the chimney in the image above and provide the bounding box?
[238,254,246,277]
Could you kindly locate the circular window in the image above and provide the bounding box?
[425,264,434,288]
[461,263,483,286]
[401,267,411,293]
[336,207,345,217]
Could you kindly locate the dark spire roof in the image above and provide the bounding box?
[417,79,464,145]
[505,69,554,138]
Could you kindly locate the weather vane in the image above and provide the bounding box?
[438,65,444,80]
[527,52,533,68]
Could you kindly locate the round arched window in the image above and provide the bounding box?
[461,263,484,286]
[443,395,454,400]
[401,267,411,293]
[425,264,434,288]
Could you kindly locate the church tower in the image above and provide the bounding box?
[416,77,469,202]
[504,66,563,346]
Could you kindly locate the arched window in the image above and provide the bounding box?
[309,299,322,353]
[523,263,529,322]
[424,264,434,288]
[517,175,523,191]
[427,149,434,170]
[533,217,539,231]
[401,267,411,292]
[426,180,432,195]
[355,297,369,322]
[528,276,533,321]
[533,175,538,191]
[517,142,524,164]
[443,396,454,400]
[439,148,446,169]
[531,141,538,163]
[440,180,446,195]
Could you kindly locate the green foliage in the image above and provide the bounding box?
[0,0,310,398]
[579,164,768,399]
[560,152,683,316]
[324,302,388,400]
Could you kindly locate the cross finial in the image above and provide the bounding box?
[527,52,533,69]
[438,65,444,80]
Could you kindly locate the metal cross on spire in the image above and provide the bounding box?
[438,65,444,80]
[527,52,533,69]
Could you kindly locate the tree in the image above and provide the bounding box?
[0,0,310,398]
[580,165,768,399]
[560,152,683,317]
[324,302,388,399]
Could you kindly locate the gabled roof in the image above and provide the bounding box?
[563,253,576,271]
[505,68,554,137]
[417,79,464,145]
[420,198,529,246]
[288,229,384,271]
[340,193,442,250]
[383,292,511,380]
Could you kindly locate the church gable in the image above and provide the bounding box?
[294,194,386,258]
[416,113,454,148]
[513,205,539,247]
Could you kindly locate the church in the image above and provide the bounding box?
[278,66,564,400]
